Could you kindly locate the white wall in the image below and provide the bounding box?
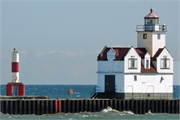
[98,73,173,93]
[98,61,108,72]
[137,31,153,56]
[124,74,173,93]
[98,61,124,73]
[97,73,105,92]
[115,74,124,93]
[152,32,166,56]
[124,74,138,93]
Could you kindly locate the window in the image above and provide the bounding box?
[134,75,137,81]
[128,56,137,69]
[146,60,149,69]
[145,18,159,25]
[143,34,147,39]
[157,34,160,39]
[160,56,170,69]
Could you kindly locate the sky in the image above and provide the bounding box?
[0,0,180,85]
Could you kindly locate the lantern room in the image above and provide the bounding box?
[144,8,159,31]
[144,8,159,25]
[136,8,167,32]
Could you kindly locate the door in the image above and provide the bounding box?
[105,75,115,93]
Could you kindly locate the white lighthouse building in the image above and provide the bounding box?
[91,9,173,99]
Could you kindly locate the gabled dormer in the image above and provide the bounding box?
[124,47,141,73]
[144,52,150,69]
[107,48,115,71]
[152,47,173,73]
[107,48,115,61]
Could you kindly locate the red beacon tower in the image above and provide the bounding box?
[6,48,25,96]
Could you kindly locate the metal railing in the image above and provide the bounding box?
[166,85,173,99]
[90,86,98,99]
[143,85,154,99]
[136,25,167,31]
[125,85,156,99]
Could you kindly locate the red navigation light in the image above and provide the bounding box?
[68,89,73,95]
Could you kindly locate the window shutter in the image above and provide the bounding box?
[166,59,170,68]
[128,59,131,68]
[160,59,164,68]
[134,59,137,68]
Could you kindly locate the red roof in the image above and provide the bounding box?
[114,48,130,61]
[97,46,159,73]
[144,8,159,18]
[97,47,130,61]
[141,63,158,73]
[151,48,164,61]
[97,47,147,61]
[135,48,147,59]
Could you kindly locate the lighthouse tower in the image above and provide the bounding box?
[6,48,25,96]
[11,48,20,83]
[136,8,166,57]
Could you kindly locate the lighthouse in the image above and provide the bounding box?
[6,48,25,96]
[91,9,173,99]
[11,48,20,83]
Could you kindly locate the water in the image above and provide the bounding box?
[0,85,180,119]
[0,111,180,119]
[1,85,96,99]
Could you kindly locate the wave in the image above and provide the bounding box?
[76,95,81,97]
[145,109,154,115]
[101,106,134,115]
[1,109,179,119]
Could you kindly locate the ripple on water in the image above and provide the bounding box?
[0,107,179,119]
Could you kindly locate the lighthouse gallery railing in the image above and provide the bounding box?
[136,25,167,31]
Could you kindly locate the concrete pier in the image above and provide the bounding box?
[0,99,179,115]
